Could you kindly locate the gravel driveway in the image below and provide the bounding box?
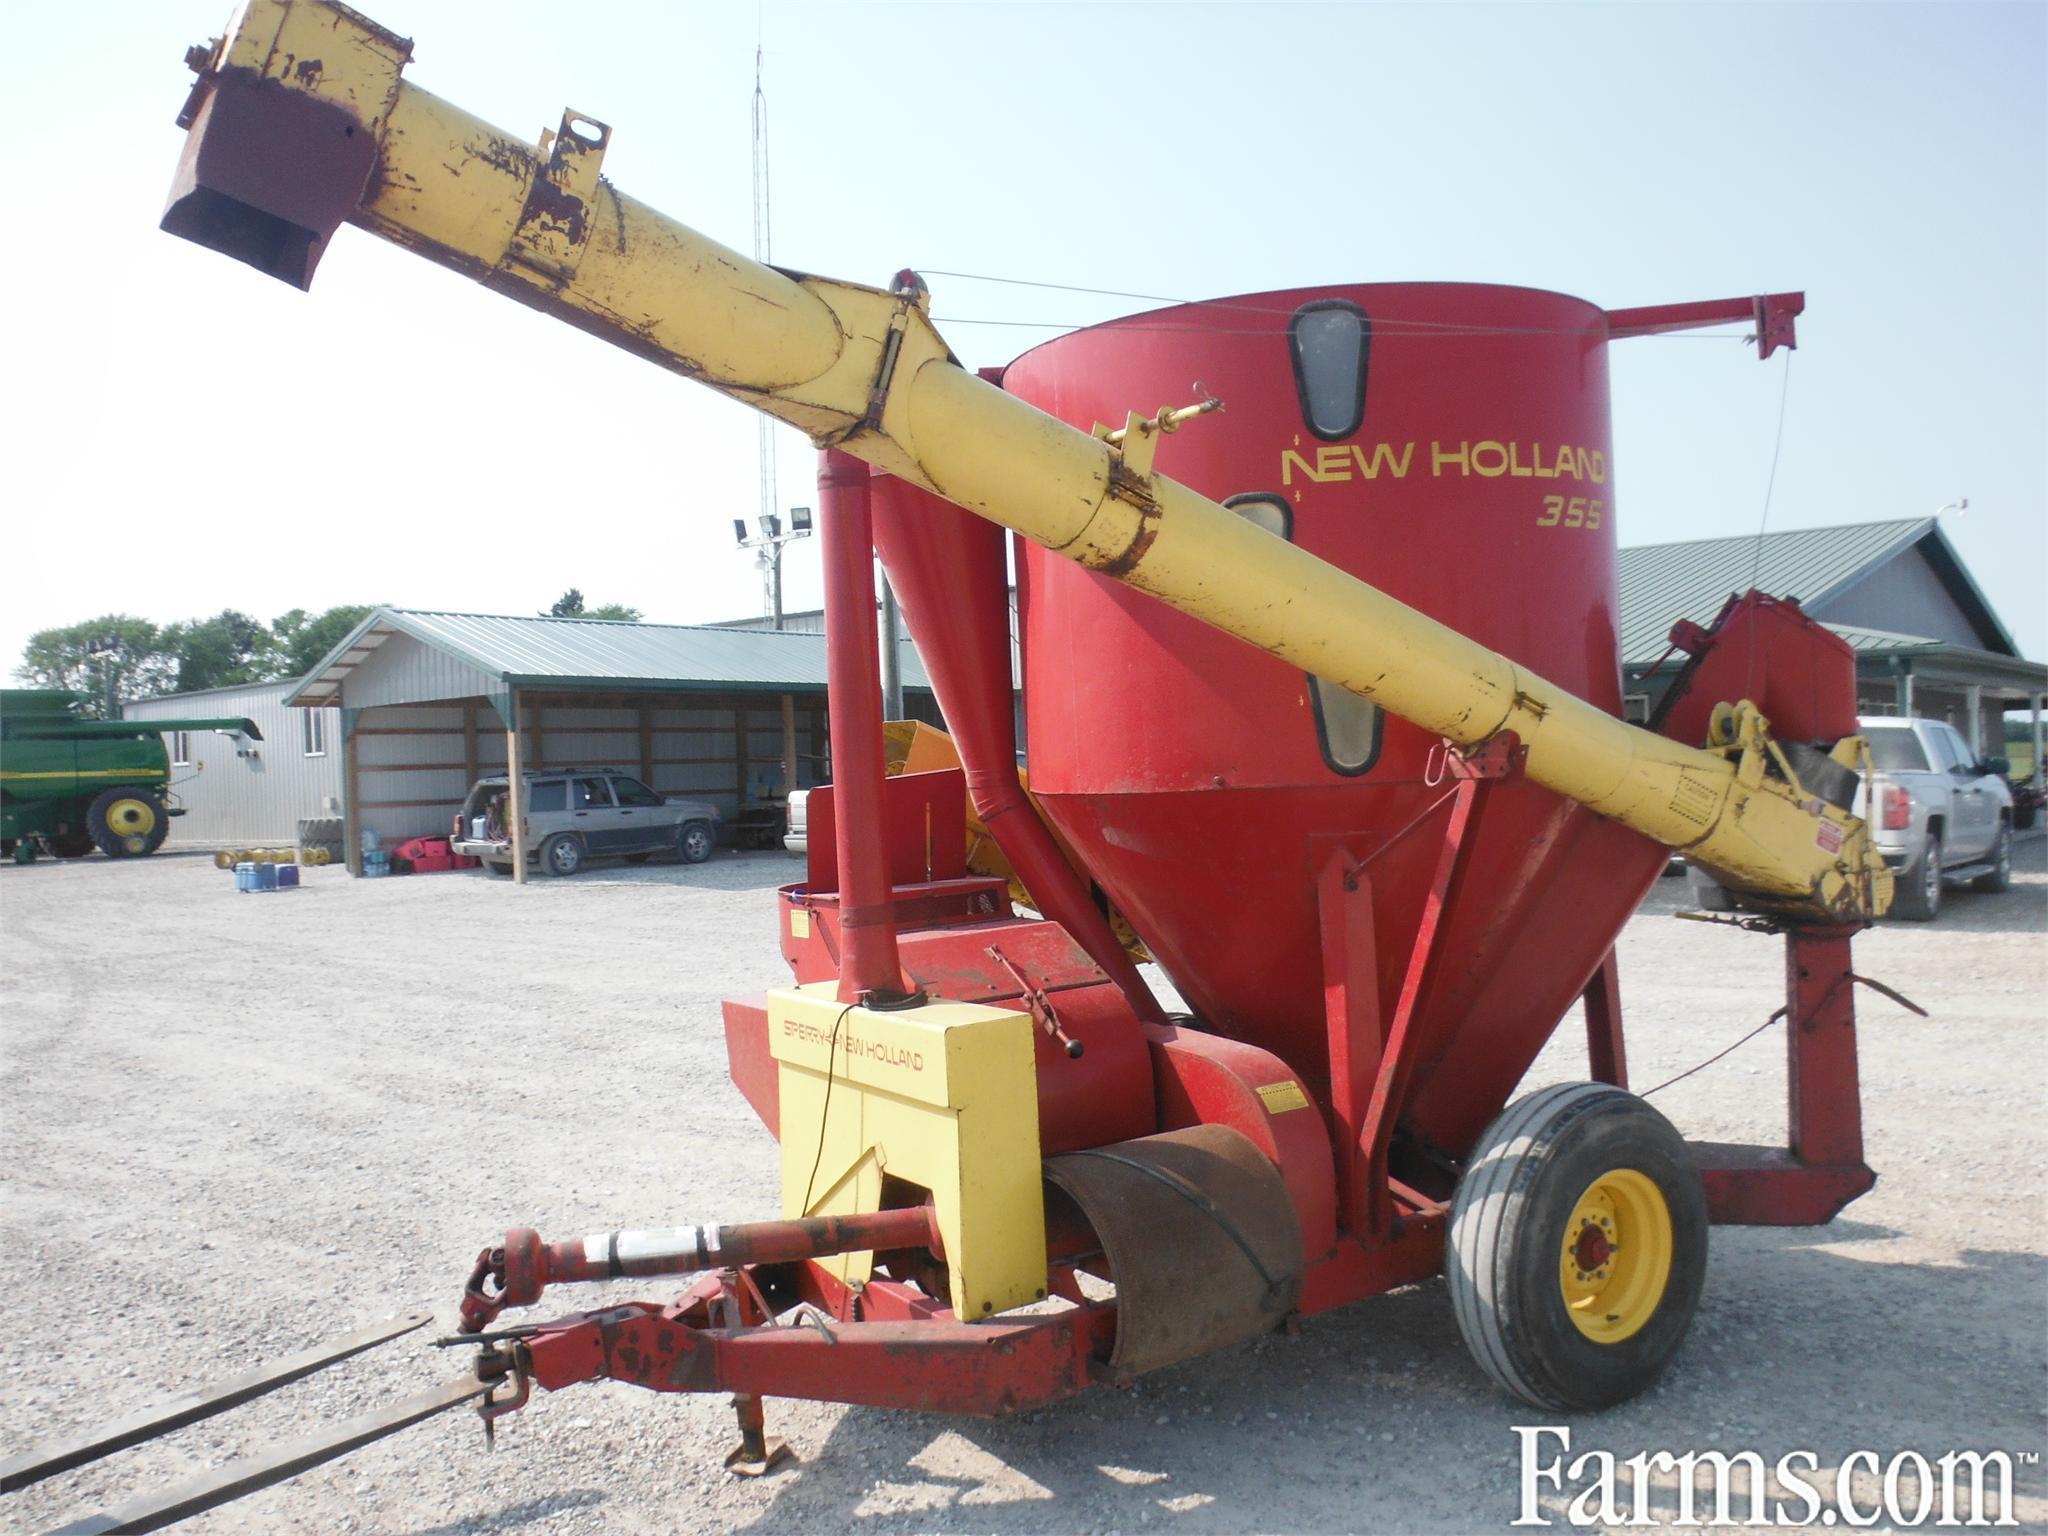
[3,839,2043,1533]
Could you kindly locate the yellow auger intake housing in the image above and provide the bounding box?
[165,0,1891,925]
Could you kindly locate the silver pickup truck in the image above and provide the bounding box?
[1855,715,2014,919]
[1689,714,2012,921]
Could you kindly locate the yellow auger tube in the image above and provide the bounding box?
[167,0,1889,923]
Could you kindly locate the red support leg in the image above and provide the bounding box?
[1358,774,1494,1236]
[1691,926,1875,1225]
[1318,854,1381,1236]
[1583,949,1628,1089]
[1785,928,1864,1166]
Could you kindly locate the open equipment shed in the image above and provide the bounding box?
[283,608,933,877]
[1620,517,2046,767]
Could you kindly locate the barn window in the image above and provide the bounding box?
[1288,300,1370,440]
[1225,493,1383,776]
[171,731,191,766]
[303,710,326,757]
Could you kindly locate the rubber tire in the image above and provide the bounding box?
[541,834,585,877]
[87,789,170,858]
[485,860,514,878]
[1894,832,1942,921]
[2013,799,2036,832]
[679,820,715,864]
[1447,1082,1709,1412]
[1973,821,2012,893]
[48,831,98,859]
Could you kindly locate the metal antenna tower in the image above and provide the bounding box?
[751,42,778,618]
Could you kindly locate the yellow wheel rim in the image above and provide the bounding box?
[106,797,157,853]
[1559,1168,1673,1343]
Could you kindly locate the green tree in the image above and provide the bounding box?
[16,617,179,715]
[164,609,275,693]
[547,588,641,622]
[270,604,379,679]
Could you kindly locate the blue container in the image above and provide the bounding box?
[255,861,279,892]
[362,849,391,879]
[276,865,300,889]
[235,861,258,893]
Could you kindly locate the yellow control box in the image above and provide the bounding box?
[767,983,1047,1318]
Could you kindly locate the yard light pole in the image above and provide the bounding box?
[1934,496,1968,518]
[733,506,813,631]
[84,632,123,720]
[878,570,904,720]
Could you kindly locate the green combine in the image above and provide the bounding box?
[0,690,262,863]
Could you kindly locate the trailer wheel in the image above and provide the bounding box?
[48,831,98,859]
[87,790,170,858]
[1447,1082,1708,1411]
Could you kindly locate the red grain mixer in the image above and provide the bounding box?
[0,8,1920,1522]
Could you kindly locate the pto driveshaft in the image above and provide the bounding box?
[461,1207,946,1331]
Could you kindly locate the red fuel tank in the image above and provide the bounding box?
[1000,284,1668,1158]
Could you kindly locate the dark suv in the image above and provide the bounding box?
[451,770,720,877]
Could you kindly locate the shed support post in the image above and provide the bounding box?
[2034,693,2044,792]
[781,694,797,792]
[507,688,527,886]
[343,711,362,877]
[735,703,750,808]
[637,702,654,787]
[1894,665,1913,717]
[462,703,479,793]
[1966,684,1983,753]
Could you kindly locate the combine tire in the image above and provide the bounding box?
[1447,1082,1708,1411]
[87,790,169,858]
[49,831,98,859]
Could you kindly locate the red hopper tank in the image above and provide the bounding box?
[1000,284,1669,1158]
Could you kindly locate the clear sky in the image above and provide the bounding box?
[4,1,2042,676]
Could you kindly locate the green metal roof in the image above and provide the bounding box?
[1818,622,1941,654]
[285,607,932,707]
[1617,516,1943,665]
